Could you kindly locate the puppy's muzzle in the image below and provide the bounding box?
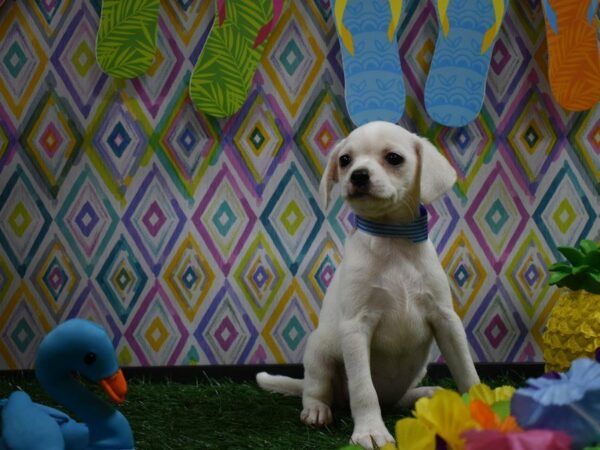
[350,169,370,188]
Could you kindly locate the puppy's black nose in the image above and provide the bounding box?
[350,169,370,187]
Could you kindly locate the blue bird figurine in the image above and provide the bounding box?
[0,319,134,450]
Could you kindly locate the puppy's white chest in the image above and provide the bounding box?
[343,234,440,352]
[369,274,432,352]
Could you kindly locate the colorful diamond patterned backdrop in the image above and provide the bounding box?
[0,0,598,369]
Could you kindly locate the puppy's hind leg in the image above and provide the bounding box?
[301,331,336,427]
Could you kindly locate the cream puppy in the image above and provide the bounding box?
[257,121,479,449]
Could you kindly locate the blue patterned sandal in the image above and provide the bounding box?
[333,0,405,126]
[424,0,507,127]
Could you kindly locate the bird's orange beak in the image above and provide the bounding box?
[98,368,128,405]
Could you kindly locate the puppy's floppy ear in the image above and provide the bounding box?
[414,136,457,204]
[319,138,345,209]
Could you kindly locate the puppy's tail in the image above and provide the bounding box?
[256,372,303,397]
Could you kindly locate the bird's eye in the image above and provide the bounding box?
[84,352,97,365]
[339,154,352,168]
[385,152,405,166]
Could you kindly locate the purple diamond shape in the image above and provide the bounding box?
[214,316,239,352]
[484,314,508,349]
[490,39,510,75]
[74,201,99,237]
[319,264,334,287]
[253,265,268,290]
[524,264,539,286]
[47,265,64,291]
[142,201,167,237]
[123,164,186,276]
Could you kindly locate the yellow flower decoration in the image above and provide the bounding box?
[466,384,516,405]
[380,444,398,450]
[395,418,436,450]
[414,389,479,450]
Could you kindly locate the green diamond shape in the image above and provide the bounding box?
[279,40,304,76]
[484,199,509,235]
[8,202,32,238]
[552,198,576,234]
[10,318,34,353]
[524,125,539,148]
[212,202,237,237]
[282,316,306,351]
[71,40,95,77]
[115,266,132,290]
[249,126,265,151]
[3,42,27,78]
[280,200,304,236]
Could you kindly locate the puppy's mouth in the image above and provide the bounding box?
[348,190,371,199]
[347,186,385,200]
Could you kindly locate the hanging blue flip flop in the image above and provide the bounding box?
[333,0,405,126]
[425,0,507,127]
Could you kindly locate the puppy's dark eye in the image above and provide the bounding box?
[339,154,352,168]
[385,152,404,166]
[84,352,96,365]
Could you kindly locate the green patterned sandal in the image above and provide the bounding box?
[189,0,288,117]
[96,0,161,79]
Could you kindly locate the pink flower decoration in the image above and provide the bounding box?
[462,429,571,450]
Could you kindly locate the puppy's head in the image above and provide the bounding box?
[319,122,457,219]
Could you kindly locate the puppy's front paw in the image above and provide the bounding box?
[301,402,332,427]
[351,421,394,449]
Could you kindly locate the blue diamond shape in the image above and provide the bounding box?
[212,202,237,237]
[279,40,304,76]
[454,264,469,288]
[282,316,306,351]
[107,122,132,158]
[10,318,34,353]
[3,42,27,78]
[177,125,197,154]
[177,0,194,10]
[452,128,471,151]
[182,266,198,290]
[485,199,509,234]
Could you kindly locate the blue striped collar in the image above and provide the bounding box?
[355,205,429,243]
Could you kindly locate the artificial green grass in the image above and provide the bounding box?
[0,375,526,450]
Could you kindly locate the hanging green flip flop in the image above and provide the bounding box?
[96,0,161,79]
[190,0,288,117]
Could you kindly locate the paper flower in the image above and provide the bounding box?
[462,429,571,450]
[469,400,521,432]
[463,384,516,421]
[511,357,600,449]
[394,418,436,450]
[388,385,519,450]
[464,384,516,405]
[410,389,479,450]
